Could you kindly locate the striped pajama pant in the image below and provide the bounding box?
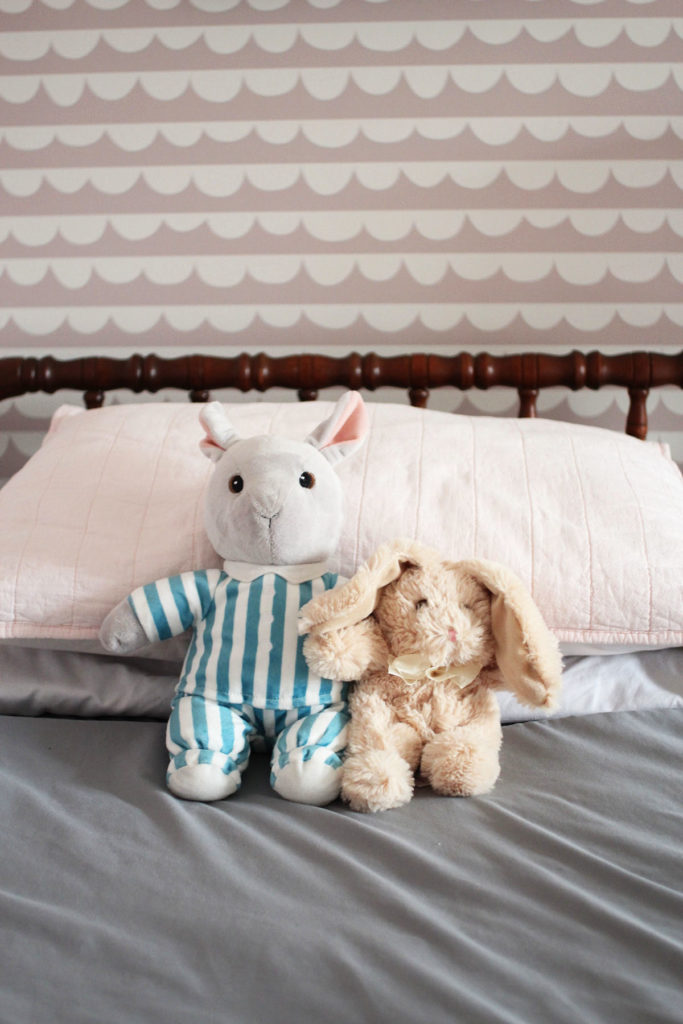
[166,693,350,795]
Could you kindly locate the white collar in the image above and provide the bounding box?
[223,560,330,584]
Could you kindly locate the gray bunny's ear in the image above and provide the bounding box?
[198,402,241,462]
[305,393,369,465]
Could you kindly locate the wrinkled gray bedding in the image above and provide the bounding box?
[1,708,681,1024]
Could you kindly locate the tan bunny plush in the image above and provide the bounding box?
[298,539,562,813]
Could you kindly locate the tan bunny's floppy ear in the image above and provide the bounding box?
[298,538,439,635]
[456,559,562,710]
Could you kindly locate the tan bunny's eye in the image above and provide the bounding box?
[415,598,428,610]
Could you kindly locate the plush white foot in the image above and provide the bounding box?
[167,763,241,802]
[271,757,341,806]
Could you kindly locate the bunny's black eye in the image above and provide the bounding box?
[229,475,244,494]
[415,598,428,610]
[299,471,316,489]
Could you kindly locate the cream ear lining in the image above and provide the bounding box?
[453,559,562,708]
[489,596,562,708]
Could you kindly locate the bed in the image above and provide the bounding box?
[0,349,682,1024]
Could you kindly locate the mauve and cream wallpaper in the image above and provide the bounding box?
[0,0,682,480]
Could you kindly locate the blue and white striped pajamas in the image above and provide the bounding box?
[128,566,349,800]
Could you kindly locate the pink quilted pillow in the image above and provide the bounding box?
[0,400,681,654]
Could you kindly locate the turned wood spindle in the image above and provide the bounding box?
[297,388,319,402]
[518,388,539,418]
[84,389,105,409]
[626,387,649,440]
[408,387,429,408]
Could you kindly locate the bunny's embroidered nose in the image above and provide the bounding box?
[250,475,287,521]
[448,628,458,643]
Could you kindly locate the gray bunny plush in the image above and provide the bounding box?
[100,394,368,805]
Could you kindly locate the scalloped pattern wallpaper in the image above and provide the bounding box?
[0,0,682,479]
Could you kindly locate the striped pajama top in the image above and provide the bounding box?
[128,563,346,710]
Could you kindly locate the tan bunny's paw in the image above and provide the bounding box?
[341,749,415,813]
[421,731,501,797]
[303,620,385,682]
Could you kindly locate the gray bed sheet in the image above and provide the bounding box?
[0,708,681,1024]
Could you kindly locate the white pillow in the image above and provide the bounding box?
[0,400,681,654]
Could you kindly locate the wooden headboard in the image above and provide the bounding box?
[1,350,682,441]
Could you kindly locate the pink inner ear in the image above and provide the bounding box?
[323,395,369,448]
[200,436,224,453]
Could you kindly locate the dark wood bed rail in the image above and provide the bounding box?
[1,350,682,440]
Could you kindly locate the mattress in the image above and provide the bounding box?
[0,647,681,1024]
[1,386,681,1023]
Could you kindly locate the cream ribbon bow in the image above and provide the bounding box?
[388,652,483,689]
